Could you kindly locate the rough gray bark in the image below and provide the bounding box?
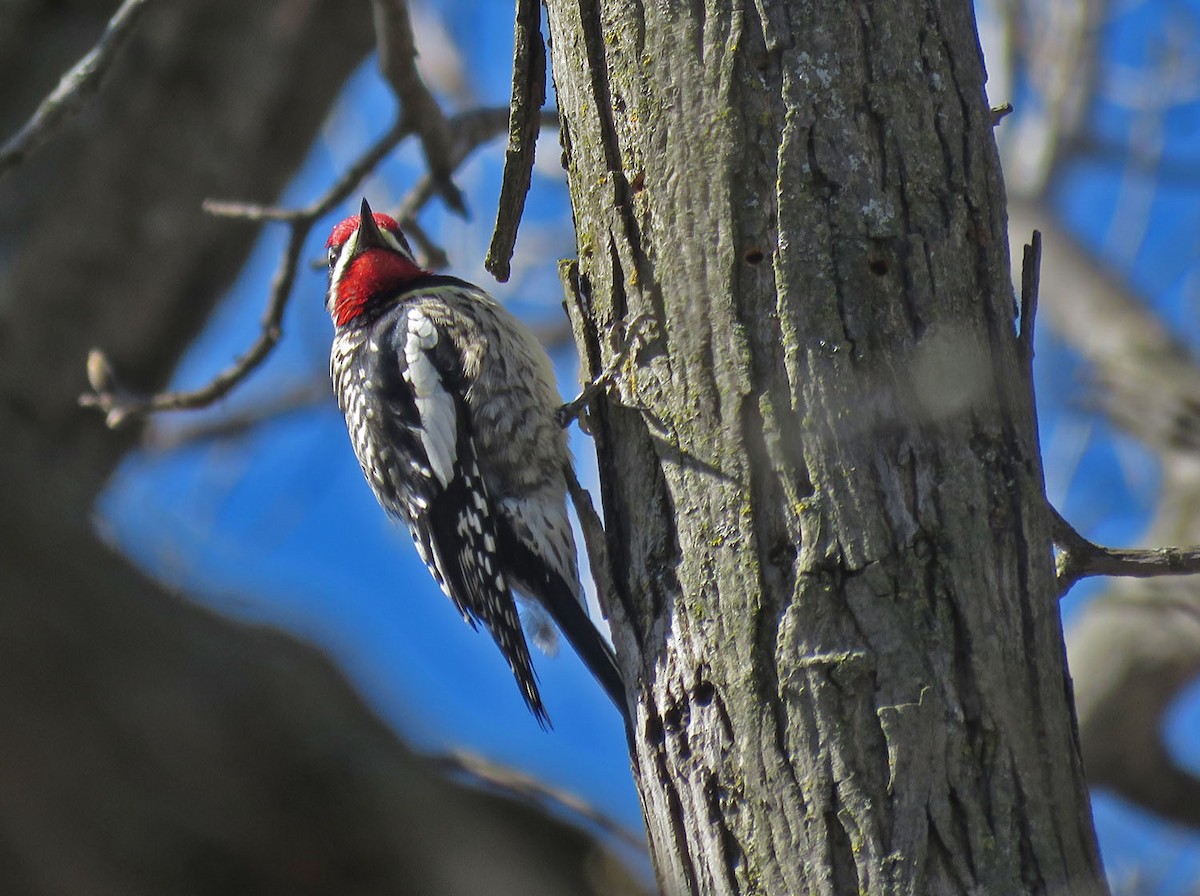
[0,3,637,892]
[544,1,1108,893]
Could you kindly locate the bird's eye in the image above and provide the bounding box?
[328,246,340,270]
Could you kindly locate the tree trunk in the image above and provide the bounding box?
[544,1,1108,893]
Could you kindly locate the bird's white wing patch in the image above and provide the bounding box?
[403,307,458,488]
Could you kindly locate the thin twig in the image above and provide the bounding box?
[563,464,619,629]
[1052,506,1200,595]
[394,107,558,223]
[0,0,157,182]
[390,106,558,269]
[207,117,411,224]
[144,381,330,452]
[81,119,411,427]
[485,0,546,283]
[399,216,449,271]
[371,0,465,214]
[392,108,512,221]
[388,107,531,265]
[80,106,531,428]
[1018,229,1042,361]
[83,222,303,427]
[557,314,658,429]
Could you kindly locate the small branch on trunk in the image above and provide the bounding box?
[557,314,658,430]
[1018,229,1042,362]
[1052,507,1200,595]
[562,460,642,681]
[563,463,619,628]
[0,0,157,181]
[371,0,465,215]
[485,0,547,283]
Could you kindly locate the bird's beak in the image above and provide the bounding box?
[355,197,387,251]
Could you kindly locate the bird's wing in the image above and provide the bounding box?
[371,305,548,725]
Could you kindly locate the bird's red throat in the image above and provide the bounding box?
[334,250,427,326]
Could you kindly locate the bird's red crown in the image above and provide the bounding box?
[326,212,404,250]
[326,204,427,327]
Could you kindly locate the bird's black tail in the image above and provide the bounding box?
[542,578,628,717]
[497,524,628,720]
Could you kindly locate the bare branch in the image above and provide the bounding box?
[563,464,619,626]
[207,116,414,224]
[557,314,658,430]
[1012,203,1200,828]
[200,201,300,222]
[999,0,1102,196]
[562,460,645,676]
[398,216,450,271]
[80,106,528,428]
[82,220,303,428]
[135,330,568,455]
[485,0,547,283]
[142,381,330,452]
[384,107,543,265]
[1052,508,1200,595]
[80,119,409,427]
[1018,229,1042,362]
[393,107,558,222]
[0,0,157,182]
[390,107,558,268]
[434,749,648,858]
[371,0,465,214]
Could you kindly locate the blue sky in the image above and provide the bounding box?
[99,0,1200,888]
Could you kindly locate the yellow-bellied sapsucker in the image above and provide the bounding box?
[325,198,624,726]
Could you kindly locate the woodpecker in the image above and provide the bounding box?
[324,198,625,726]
